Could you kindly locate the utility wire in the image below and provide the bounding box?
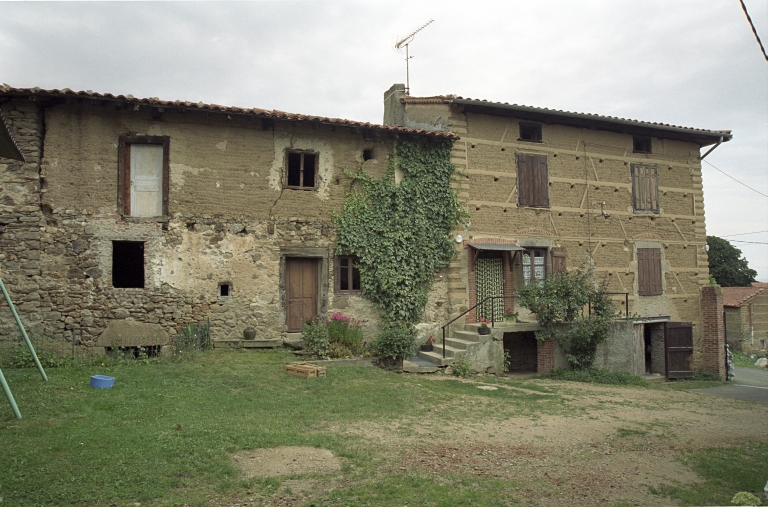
[703,159,768,198]
[729,240,768,245]
[721,229,768,237]
[739,0,768,62]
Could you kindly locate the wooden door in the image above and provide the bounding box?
[665,322,694,379]
[129,144,164,217]
[286,258,318,332]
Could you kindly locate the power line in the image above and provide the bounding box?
[702,159,768,198]
[729,240,768,245]
[739,0,768,62]
[721,230,768,237]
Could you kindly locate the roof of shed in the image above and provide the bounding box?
[0,85,456,140]
[402,95,731,146]
[722,285,767,307]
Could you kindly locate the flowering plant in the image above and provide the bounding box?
[503,308,518,322]
[426,336,436,344]
[478,318,491,328]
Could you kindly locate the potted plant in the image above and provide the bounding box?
[478,318,491,335]
[421,336,436,352]
[503,308,518,323]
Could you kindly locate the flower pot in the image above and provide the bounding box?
[243,327,257,340]
[421,344,434,352]
[478,326,491,335]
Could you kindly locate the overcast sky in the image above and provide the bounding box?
[2,1,767,280]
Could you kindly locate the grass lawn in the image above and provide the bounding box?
[0,349,765,506]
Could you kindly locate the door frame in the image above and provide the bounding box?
[280,248,329,332]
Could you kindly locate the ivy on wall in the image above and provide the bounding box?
[335,138,465,326]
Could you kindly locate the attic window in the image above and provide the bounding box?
[519,124,542,142]
[363,149,373,161]
[286,151,317,189]
[218,282,232,299]
[633,136,652,154]
[112,241,145,288]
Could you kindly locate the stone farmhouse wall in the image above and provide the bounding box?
[0,94,451,350]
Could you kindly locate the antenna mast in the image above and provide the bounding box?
[394,19,434,95]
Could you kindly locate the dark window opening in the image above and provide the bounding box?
[519,124,542,142]
[105,345,161,359]
[218,282,232,298]
[286,151,317,189]
[363,149,373,161]
[633,136,652,154]
[337,256,361,293]
[112,241,145,288]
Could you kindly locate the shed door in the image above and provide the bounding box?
[286,258,318,332]
[665,322,694,379]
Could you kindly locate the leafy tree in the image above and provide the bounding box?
[706,236,757,287]
[517,269,615,370]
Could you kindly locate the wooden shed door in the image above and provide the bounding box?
[665,322,694,379]
[286,258,318,332]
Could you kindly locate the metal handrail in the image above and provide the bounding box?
[440,295,515,358]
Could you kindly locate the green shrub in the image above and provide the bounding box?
[10,344,71,369]
[690,370,723,381]
[453,360,471,378]
[369,325,416,361]
[301,313,364,359]
[543,367,647,386]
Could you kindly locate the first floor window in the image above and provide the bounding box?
[286,150,318,189]
[637,248,662,296]
[522,249,546,284]
[337,256,361,293]
[118,136,170,217]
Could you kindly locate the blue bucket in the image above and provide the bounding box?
[90,375,115,389]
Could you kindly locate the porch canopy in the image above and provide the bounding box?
[468,243,523,251]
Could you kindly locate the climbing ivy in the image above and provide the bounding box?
[335,138,465,326]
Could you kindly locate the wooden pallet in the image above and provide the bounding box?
[284,362,327,379]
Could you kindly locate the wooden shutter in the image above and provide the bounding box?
[631,164,658,212]
[665,322,694,378]
[517,154,548,207]
[637,248,662,296]
[551,247,567,274]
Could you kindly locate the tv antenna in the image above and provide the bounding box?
[394,19,434,95]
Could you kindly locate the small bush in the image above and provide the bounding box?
[690,370,723,381]
[369,325,416,361]
[301,313,364,359]
[170,322,212,360]
[731,491,761,506]
[543,367,647,386]
[453,360,471,378]
[10,344,71,369]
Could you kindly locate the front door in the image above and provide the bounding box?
[476,256,504,322]
[286,258,318,332]
[665,322,694,379]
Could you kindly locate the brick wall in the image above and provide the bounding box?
[700,285,726,379]
[537,337,555,374]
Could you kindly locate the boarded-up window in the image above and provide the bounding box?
[551,247,567,274]
[286,151,318,189]
[118,137,170,217]
[637,248,662,296]
[631,164,658,212]
[517,154,549,207]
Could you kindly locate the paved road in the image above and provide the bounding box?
[690,366,768,403]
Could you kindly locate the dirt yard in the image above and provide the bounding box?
[232,376,768,506]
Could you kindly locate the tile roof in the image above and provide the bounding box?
[402,94,731,144]
[722,286,767,307]
[0,85,456,140]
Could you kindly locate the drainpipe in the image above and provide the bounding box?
[700,136,723,160]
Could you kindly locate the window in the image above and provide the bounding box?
[630,163,659,213]
[112,241,145,288]
[363,149,373,161]
[218,282,232,299]
[517,154,549,207]
[633,136,652,154]
[760,339,766,351]
[637,248,662,296]
[286,151,317,189]
[522,249,546,285]
[519,123,542,142]
[337,256,361,293]
[118,136,169,217]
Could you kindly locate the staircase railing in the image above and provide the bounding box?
[440,295,515,359]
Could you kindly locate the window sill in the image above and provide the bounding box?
[120,215,170,223]
[284,186,318,191]
[336,291,363,296]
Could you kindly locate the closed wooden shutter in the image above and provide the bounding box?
[551,247,567,274]
[517,154,549,207]
[631,164,658,212]
[637,248,662,296]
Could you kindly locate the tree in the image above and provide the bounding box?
[706,236,757,287]
[516,269,615,370]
